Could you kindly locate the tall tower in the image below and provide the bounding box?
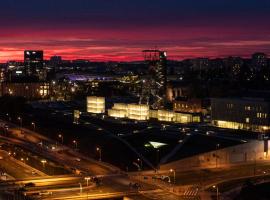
[24,50,44,78]
[141,50,167,109]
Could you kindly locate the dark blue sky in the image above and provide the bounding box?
[0,0,270,61]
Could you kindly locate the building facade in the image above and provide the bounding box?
[87,96,105,114]
[0,82,50,99]
[211,98,270,133]
[173,98,202,114]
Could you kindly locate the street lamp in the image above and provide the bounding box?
[58,134,64,144]
[73,140,78,149]
[216,144,220,168]
[96,147,102,161]
[31,122,36,131]
[17,117,22,127]
[84,177,91,187]
[253,150,257,176]
[213,185,219,200]
[156,149,160,172]
[79,183,82,194]
[6,113,11,121]
[41,159,47,168]
[137,158,143,170]
[17,117,22,134]
[170,169,176,185]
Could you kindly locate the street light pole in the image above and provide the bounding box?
[137,158,143,170]
[84,177,90,200]
[156,149,160,172]
[79,183,82,195]
[97,147,102,161]
[17,117,22,133]
[41,159,47,169]
[73,140,78,149]
[216,144,220,168]
[85,177,90,187]
[253,150,257,176]
[170,169,176,184]
[213,185,219,200]
[31,122,36,132]
[58,134,64,144]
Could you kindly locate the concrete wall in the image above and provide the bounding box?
[160,140,269,171]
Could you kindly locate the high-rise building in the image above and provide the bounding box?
[141,50,167,109]
[24,50,44,63]
[24,50,44,78]
[49,56,62,66]
[223,57,243,77]
[252,52,267,71]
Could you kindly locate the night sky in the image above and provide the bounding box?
[0,0,270,61]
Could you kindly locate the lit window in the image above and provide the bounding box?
[246,118,250,123]
[245,106,251,111]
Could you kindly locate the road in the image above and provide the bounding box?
[0,120,171,200]
[2,118,270,199]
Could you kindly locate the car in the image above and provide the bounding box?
[39,191,52,196]
[206,131,215,135]
[75,158,81,162]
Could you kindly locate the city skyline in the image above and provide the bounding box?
[0,0,270,62]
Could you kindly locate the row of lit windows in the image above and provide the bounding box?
[244,106,262,111]
[227,103,234,109]
[257,113,268,119]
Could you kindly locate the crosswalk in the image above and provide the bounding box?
[182,186,201,200]
[140,188,201,200]
[140,189,182,200]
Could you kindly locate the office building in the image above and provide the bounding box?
[24,50,45,78]
[211,98,270,133]
[173,98,202,114]
[141,50,167,108]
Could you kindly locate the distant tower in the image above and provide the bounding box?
[141,50,167,109]
[24,50,44,77]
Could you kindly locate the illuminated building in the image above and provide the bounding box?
[141,50,167,109]
[108,103,149,121]
[0,82,50,99]
[108,103,128,118]
[174,112,200,123]
[166,81,191,102]
[157,110,175,122]
[223,57,243,77]
[87,96,105,114]
[127,104,150,120]
[108,102,201,123]
[252,52,267,71]
[24,50,45,79]
[0,68,6,82]
[150,109,200,123]
[24,50,43,62]
[211,98,270,133]
[173,98,203,114]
